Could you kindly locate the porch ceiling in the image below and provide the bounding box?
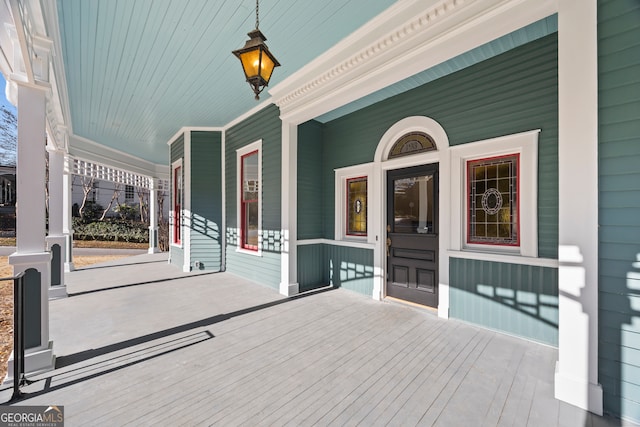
[55,0,397,165]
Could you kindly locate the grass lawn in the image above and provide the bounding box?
[0,239,147,381]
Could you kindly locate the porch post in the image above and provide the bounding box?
[280,121,299,296]
[7,82,55,377]
[148,178,159,254]
[62,156,74,272]
[46,149,67,299]
[554,0,603,415]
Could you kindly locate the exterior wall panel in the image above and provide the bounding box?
[598,0,640,421]
[190,131,223,271]
[321,34,559,258]
[225,105,282,289]
[298,120,324,240]
[449,258,558,346]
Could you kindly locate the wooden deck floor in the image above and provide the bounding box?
[0,253,632,426]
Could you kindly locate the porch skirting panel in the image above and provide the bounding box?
[449,257,559,346]
[298,243,374,296]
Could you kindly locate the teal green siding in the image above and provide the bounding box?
[598,0,640,422]
[297,244,326,292]
[298,120,324,239]
[449,258,558,346]
[298,243,374,296]
[190,131,223,271]
[321,34,559,258]
[225,105,282,289]
[169,135,184,269]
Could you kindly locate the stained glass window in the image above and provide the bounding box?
[467,154,519,246]
[388,132,436,159]
[347,177,367,236]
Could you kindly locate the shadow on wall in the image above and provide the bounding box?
[449,258,558,346]
[601,253,640,422]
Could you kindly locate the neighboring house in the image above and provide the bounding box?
[71,176,169,220]
[0,165,15,206]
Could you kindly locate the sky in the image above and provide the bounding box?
[0,73,16,114]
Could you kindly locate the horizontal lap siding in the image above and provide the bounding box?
[169,136,184,269]
[190,131,222,271]
[598,0,640,422]
[225,105,282,289]
[326,245,374,297]
[297,244,326,292]
[450,258,558,346]
[321,34,558,258]
[298,121,324,240]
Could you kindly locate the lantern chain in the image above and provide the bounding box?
[255,0,259,29]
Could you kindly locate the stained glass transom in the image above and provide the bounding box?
[388,132,436,159]
[467,154,519,246]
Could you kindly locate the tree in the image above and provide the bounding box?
[100,183,121,221]
[76,176,95,220]
[136,186,149,224]
[0,105,17,166]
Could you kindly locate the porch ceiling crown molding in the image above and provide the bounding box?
[270,0,557,124]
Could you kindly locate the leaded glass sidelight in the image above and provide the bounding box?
[467,154,519,246]
[388,132,436,159]
[347,177,367,236]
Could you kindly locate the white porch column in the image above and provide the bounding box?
[62,158,74,272]
[148,178,160,254]
[7,82,55,378]
[46,149,67,299]
[280,121,299,296]
[554,0,603,415]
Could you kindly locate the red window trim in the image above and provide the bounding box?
[466,153,520,247]
[346,176,367,237]
[240,150,259,251]
[173,165,181,245]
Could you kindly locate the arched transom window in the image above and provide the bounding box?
[388,131,436,159]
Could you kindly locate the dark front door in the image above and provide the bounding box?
[386,164,438,307]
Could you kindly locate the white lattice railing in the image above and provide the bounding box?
[69,158,169,191]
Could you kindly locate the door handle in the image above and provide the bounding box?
[386,224,392,257]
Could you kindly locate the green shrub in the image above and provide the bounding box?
[73,218,149,243]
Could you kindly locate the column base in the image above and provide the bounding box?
[554,361,603,415]
[280,282,299,297]
[4,341,55,383]
[148,247,160,254]
[48,285,67,299]
[64,262,75,273]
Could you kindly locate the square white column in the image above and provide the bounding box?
[554,0,603,415]
[46,149,67,299]
[148,178,160,254]
[7,82,55,378]
[280,121,299,296]
[62,162,74,272]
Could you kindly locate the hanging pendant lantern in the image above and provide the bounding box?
[232,0,280,100]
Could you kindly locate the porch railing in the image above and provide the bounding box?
[1,272,26,401]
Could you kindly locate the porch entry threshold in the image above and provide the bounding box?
[384,295,438,315]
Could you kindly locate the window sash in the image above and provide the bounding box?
[466,154,519,246]
[241,151,259,251]
[346,176,367,236]
[173,165,182,245]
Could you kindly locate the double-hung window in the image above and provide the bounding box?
[237,141,262,253]
[172,160,182,245]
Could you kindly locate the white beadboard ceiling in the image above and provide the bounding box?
[56,0,397,164]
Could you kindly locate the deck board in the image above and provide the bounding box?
[0,253,632,426]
